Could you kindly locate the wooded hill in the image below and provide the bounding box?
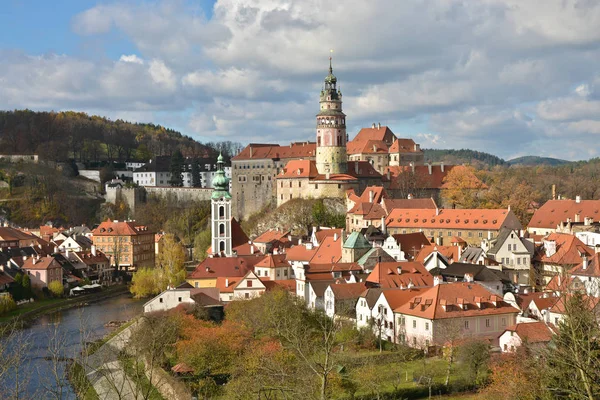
[423,149,507,167]
[507,156,570,166]
[0,110,242,164]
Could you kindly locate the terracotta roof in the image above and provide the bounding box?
[188,256,259,279]
[347,139,388,155]
[277,159,319,179]
[569,252,600,277]
[384,287,429,310]
[535,233,592,266]
[328,282,367,300]
[22,256,60,270]
[0,227,39,242]
[389,138,420,153]
[386,208,519,231]
[215,276,241,293]
[526,294,560,312]
[366,261,433,288]
[75,250,109,265]
[549,294,600,314]
[315,229,343,244]
[350,126,397,145]
[285,244,317,262]
[528,199,600,229]
[231,218,250,248]
[503,322,555,343]
[262,279,296,293]
[347,161,383,179]
[349,202,387,220]
[92,219,153,236]
[415,245,460,264]
[381,198,437,213]
[391,232,431,259]
[306,262,362,274]
[357,186,387,204]
[311,235,343,264]
[232,142,316,161]
[254,229,290,244]
[255,254,288,269]
[394,282,519,320]
[385,165,485,190]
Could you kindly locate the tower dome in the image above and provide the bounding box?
[211,153,231,200]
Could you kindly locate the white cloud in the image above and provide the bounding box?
[148,59,176,90]
[119,54,144,65]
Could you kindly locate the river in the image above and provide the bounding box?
[1,293,144,399]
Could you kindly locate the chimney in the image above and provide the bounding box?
[575,213,580,223]
[334,233,338,241]
[583,254,588,270]
[377,122,381,129]
[576,195,581,204]
[440,162,444,173]
[369,190,374,203]
[381,216,386,234]
[91,245,97,257]
[464,273,474,283]
[386,169,391,181]
[372,123,376,128]
[65,249,69,258]
[427,162,432,175]
[407,193,413,200]
[552,184,556,200]
[250,245,255,255]
[249,146,253,158]
[225,278,229,288]
[433,275,443,286]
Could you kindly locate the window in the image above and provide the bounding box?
[159,298,163,303]
[508,244,512,251]
[247,280,253,287]
[478,232,483,238]
[315,184,318,189]
[425,322,429,331]
[517,257,521,265]
[448,231,452,237]
[178,297,182,302]
[245,293,250,299]
[464,321,469,329]
[412,320,416,328]
[457,231,462,237]
[299,181,302,187]
[485,319,490,327]
[503,344,508,351]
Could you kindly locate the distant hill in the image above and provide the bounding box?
[507,156,571,166]
[423,149,506,167]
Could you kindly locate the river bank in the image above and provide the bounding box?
[0,284,131,327]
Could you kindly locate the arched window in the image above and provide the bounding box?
[219,241,225,252]
[219,205,225,218]
[219,223,225,235]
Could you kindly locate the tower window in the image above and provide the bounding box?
[219,223,225,235]
[219,206,225,218]
[219,241,225,252]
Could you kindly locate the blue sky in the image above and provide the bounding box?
[2,0,600,160]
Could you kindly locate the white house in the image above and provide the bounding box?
[498,321,554,352]
[568,253,600,297]
[143,286,221,313]
[324,282,365,319]
[371,288,429,344]
[215,271,266,303]
[485,228,534,286]
[254,254,292,281]
[381,236,407,261]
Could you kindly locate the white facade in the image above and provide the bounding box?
[487,231,533,286]
[381,236,407,261]
[355,296,373,329]
[576,231,600,249]
[498,329,522,352]
[212,197,232,256]
[143,289,195,313]
[58,237,84,252]
[372,294,397,342]
[133,167,231,188]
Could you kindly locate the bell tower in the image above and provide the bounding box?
[316,57,347,174]
[211,153,232,256]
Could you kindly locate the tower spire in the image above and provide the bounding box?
[329,49,333,74]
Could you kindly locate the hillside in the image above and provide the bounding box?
[507,156,571,166]
[0,110,227,163]
[423,149,506,167]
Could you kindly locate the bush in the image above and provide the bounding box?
[0,294,17,315]
[48,280,64,297]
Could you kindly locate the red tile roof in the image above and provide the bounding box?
[528,199,600,229]
[351,126,397,145]
[391,232,432,260]
[232,142,316,161]
[394,282,519,320]
[504,322,555,343]
[329,282,367,300]
[389,138,420,153]
[570,252,600,277]
[386,208,519,231]
[315,229,343,244]
[277,159,319,178]
[75,250,109,265]
[255,254,288,269]
[22,255,60,270]
[415,245,460,264]
[381,198,437,213]
[215,276,241,293]
[347,139,389,155]
[311,235,343,264]
[535,233,592,266]
[285,245,317,262]
[347,161,383,179]
[366,261,433,288]
[384,287,430,310]
[188,256,260,279]
[92,219,153,236]
[254,229,290,244]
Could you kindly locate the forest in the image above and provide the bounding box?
[0,110,243,164]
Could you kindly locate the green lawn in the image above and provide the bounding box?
[68,361,100,400]
[0,298,64,323]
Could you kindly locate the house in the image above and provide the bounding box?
[366,261,433,289]
[0,266,14,292]
[73,247,112,283]
[385,208,523,246]
[355,247,396,272]
[22,255,63,289]
[143,286,221,313]
[341,231,372,263]
[360,225,387,248]
[216,271,266,303]
[312,228,344,246]
[485,228,534,286]
[296,262,363,300]
[498,321,555,352]
[384,232,431,261]
[91,219,155,270]
[393,281,519,348]
[356,288,384,329]
[522,292,560,320]
[543,294,600,326]
[253,229,291,254]
[310,234,343,264]
[528,197,600,236]
[324,282,366,318]
[0,227,40,248]
[254,254,292,281]
[429,263,509,296]
[568,252,600,297]
[533,233,592,286]
[186,256,261,288]
[307,280,340,310]
[58,236,92,253]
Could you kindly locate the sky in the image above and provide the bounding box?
[2,0,600,160]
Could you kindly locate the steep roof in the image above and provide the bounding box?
[391,232,431,259]
[315,228,343,244]
[389,138,420,153]
[535,233,592,266]
[92,219,153,236]
[255,254,288,269]
[347,139,389,155]
[383,287,429,310]
[570,252,600,277]
[415,245,460,264]
[504,322,555,343]
[360,288,384,309]
[232,142,316,161]
[285,244,318,262]
[329,282,367,300]
[0,227,39,242]
[356,248,396,270]
[430,263,509,283]
[254,229,290,244]
[460,247,484,263]
[311,235,343,264]
[22,255,60,270]
[528,199,600,229]
[394,282,519,320]
[366,261,433,288]
[386,208,520,231]
[310,280,340,297]
[347,161,383,179]
[277,159,319,179]
[350,126,397,145]
[343,232,372,249]
[188,256,259,279]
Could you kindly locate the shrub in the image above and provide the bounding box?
[48,280,64,297]
[0,294,17,315]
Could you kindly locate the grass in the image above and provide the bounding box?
[0,298,63,323]
[120,354,165,400]
[68,361,100,400]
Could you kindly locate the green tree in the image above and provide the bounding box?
[169,150,184,187]
[191,158,202,188]
[48,281,64,298]
[130,267,160,298]
[157,233,186,288]
[21,274,32,299]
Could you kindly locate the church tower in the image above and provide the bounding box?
[211,153,232,256]
[316,57,348,174]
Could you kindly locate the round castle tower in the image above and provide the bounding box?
[316,57,348,174]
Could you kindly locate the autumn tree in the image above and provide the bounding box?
[441,166,487,208]
[156,233,186,287]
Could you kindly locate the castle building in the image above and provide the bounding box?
[211,154,233,256]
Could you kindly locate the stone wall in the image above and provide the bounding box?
[79,169,101,182]
[145,186,213,202]
[276,177,358,207]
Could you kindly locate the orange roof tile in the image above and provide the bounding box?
[385,165,485,190]
[384,287,430,310]
[22,255,60,270]
[254,229,290,244]
[381,198,437,213]
[535,233,592,266]
[504,322,555,343]
[188,256,260,279]
[232,142,316,161]
[415,245,460,263]
[528,199,600,229]
[347,139,388,155]
[255,254,288,269]
[285,245,317,262]
[92,219,153,236]
[366,261,433,288]
[389,138,420,153]
[311,235,343,264]
[215,276,241,293]
[329,282,367,300]
[394,282,519,320]
[315,229,343,244]
[277,159,319,179]
[570,252,600,277]
[386,208,520,231]
[351,126,397,145]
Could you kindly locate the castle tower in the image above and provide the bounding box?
[211,153,232,256]
[316,57,348,174]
